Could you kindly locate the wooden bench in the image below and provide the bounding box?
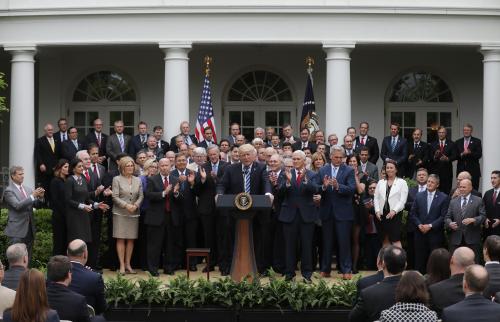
[186,248,211,280]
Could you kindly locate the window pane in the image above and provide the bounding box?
[123,111,134,126]
[227,70,292,102]
[88,112,99,126]
[123,127,134,136]
[391,112,402,127]
[279,112,291,126]
[403,128,414,142]
[242,111,254,126]
[265,111,277,126]
[110,111,121,126]
[403,112,416,127]
[440,112,452,127]
[229,111,241,125]
[427,112,438,128]
[74,112,86,126]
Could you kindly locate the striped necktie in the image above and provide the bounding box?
[244,166,251,193]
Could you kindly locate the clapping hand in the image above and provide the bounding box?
[173,182,180,195]
[322,175,331,189]
[285,167,292,184]
[449,221,459,230]
[103,186,113,197]
[199,167,207,182]
[97,202,110,212]
[386,210,396,220]
[83,204,93,213]
[462,218,475,226]
[269,172,278,186]
[33,187,45,199]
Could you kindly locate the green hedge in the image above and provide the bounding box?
[0,208,53,269]
[105,273,357,311]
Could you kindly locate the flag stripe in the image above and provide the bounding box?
[195,75,217,143]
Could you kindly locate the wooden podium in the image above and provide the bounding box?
[216,193,272,282]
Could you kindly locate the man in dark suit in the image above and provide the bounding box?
[342,134,355,157]
[62,127,85,161]
[128,121,149,158]
[349,245,406,322]
[47,255,104,322]
[429,246,475,317]
[292,128,317,153]
[484,170,500,236]
[67,239,106,315]
[455,124,482,190]
[198,126,217,149]
[2,243,28,290]
[171,153,198,271]
[444,179,486,260]
[406,128,430,178]
[217,144,273,274]
[358,146,379,181]
[429,126,457,194]
[106,120,131,172]
[267,153,286,274]
[169,121,198,151]
[483,235,500,299]
[317,145,356,279]
[278,150,319,282]
[354,121,379,164]
[196,146,227,272]
[35,123,60,197]
[380,122,408,169]
[3,166,44,261]
[226,122,240,146]
[442,265,500,322]
[85,118,108,169]
[410,174,450,274]
[450,171,482,200]
[54,117,69,145]
[356,247,385,295]
[152,125,170,153]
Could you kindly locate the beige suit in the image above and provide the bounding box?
[0,285,16,318]
[112,175,143,239]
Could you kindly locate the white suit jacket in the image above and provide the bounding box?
[374,177,409,214]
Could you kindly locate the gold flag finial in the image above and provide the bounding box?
[204,56,212,77]
[305,56,314,73]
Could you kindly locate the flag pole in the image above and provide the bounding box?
[204,55,212,77]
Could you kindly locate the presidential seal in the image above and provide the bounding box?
[234,192,253,211]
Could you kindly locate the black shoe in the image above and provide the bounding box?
[284,274,294,282]
[189,265,197,272]
[221,269,230,276]
[150,271,159,277]
[164,269,175,275]
[202,266,215,273]
[303,276,312,284]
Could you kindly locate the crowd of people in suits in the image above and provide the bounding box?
[1,116,499,287]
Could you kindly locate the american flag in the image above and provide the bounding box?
[195,74,217,143]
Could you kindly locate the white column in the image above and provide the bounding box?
[4,45,37,188]
[323,42,355,139]
[159,42,192,141]
[480,45,500,193]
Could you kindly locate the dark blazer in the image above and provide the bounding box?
[106,133,131,171]
[429,139,457,193]
[484,188,500,235]
[407,140,430,177]
[442,293,500,322]
[217,162,272,196]
[429,273,465,316]
[47,281,91,322]
[2,309,59,322]
[61,139,85,161]
[144,174,177,226]
[292,141,317,153]
[317,163,356,221]
[358,161,379,182]
[35,136,61,177]
[195,161,227,216]
[157,139,170,153]
[349,275,401,322]
[171,168,197,224]
[455,136,482,180]
[169,134,198,153]
[197,140,217,150]
[85,131,108,158]
[54,131,69,144]
[484,262,500,300]
[444,195,486,246]
[356,270,384,295]
[277,169,319,223]
[68,262,106,315]
[380,135,408,166]
[2,266,26,291]
[410,190,450,240]
[354,135,379,164]
[128,134,149,158]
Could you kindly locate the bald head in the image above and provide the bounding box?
[458,178,473,197]
[457,171,472,182]
[451,247,475,274]
[464,264,489,293]
[67,239,88,264]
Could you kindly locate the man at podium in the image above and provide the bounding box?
[216,144,273,274]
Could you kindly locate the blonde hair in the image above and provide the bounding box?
[118,156,135,175]
[143,159,158,176]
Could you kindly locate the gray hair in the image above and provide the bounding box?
[67,239,87,257]
[292,150,306,160]
[252,138,264,146]
[6,243,27,265]
[428,174,440,183]
[193,147,207,156]
[207,145,220,154]
[254,127,265,134]
[330,145,346,156]
[75,150,89,160]
[9,166,23,178]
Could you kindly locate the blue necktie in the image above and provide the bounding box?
[244,166,251,193]
[118,135,125,152]
[391,137,397,152]
[331,166,338,178]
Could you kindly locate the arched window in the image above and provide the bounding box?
[72,70,136,102]
[227,70,293,102]
[389,71,453,102]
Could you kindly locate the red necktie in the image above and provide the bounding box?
[84,170,90,183]
[164,176,170,212]
[296,170,302,186]
[97,133,101,147]
[93,164,99,179]
[440,141,444,152]
[19,185,27,199]
[361,137,365,145]
[493,190,498,204]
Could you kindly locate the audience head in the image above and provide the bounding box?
[6,243,28,268]
[346,154,359,169]
[93,118,103,132]
[282,124,293,138]
[153,125,163,139]
[47,255,72,285]
[9,165,25,185]
[343,134,353,150]
[328,134,338,146]
[230,144,240,162]
[252,138,264,150]
[384,160,398,179]
[282,142,293,153]
[395,271,429,305]
[491,170,500,189]
[57,118,68,132]
[359,122,369,136]
[457,171,472,183]
[238,144,257,166]
[359,146,370,163]
[483,235,500,262]
[165,151,175,164]
[67,239,88,265]
[291,150,306,170]
[463,264,489,295]
[143,158,158,176]
[207,145,220,164]
[146,136,157,149]
[330,145,345,167]
[383,245,406,275]
[11,269,50,322]
[300,128,310,142]
[254,127,265,140]
[175,153,188,170]
[346,126,356,139]
[158,158,171,176]
[458,178,473,197]
[135,150,147,167]
[118,156,135,176]
[463,123,473,137]
[314,130,325,144]
[450,247,475,275]
[53,158,70,179]
[179,121,190,135]
[390,122,400,137]
[219,139,230,152]
[426,248,451,286]
[376,246,386,271]
[268,154,282,172]
[44,123,54,137]
[412,128,422,142]
[426,174,440,192]
[192,147,207,166]
[416,168,429,186]
[69,158,84,175]
[437,126,447,140]
[311,152,326,172]
[203,127,214,141]
[114,120,124,134]
[265,127,275,140]
[230,122,240,136]
[76,150,91,169]
[68,127,78,140]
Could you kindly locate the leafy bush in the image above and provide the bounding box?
[0,208,53,268]
[105,272,358,311]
